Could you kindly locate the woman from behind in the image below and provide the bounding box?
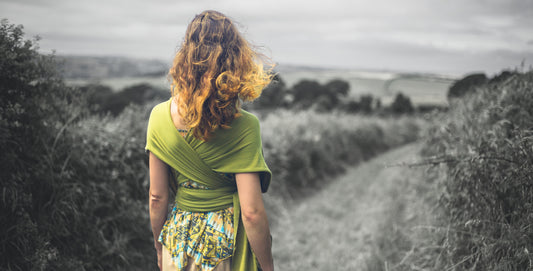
[145,10,274,271]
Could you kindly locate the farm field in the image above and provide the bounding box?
[65,68,455,106]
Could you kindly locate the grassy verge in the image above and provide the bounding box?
[367,71,533,270]
[259,110,427,224]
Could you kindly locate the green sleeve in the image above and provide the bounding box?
[212,111,272,193]
[235,113,272,193]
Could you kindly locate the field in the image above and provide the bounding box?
[65,68,455,106]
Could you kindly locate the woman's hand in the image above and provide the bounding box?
[155,243,163,270]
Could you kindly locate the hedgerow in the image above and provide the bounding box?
[421,71,533,270]
[260,110,424,199]
[0,20,155,270]
[368,71,533,270]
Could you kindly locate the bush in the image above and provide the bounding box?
[390,92,414,114]
[81,83,169,116]
[447,73,487,100]
[421,71,533,270]
[253,74,290,109]
[0,20,155,271]
[260,110,426,199]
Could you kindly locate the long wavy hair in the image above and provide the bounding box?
[169,10,273,141]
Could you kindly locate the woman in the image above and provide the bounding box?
[145,10,274,271]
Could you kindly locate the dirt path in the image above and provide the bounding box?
[271,141,424,270]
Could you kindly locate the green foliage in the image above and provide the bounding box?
[325,79,350,97]
[0,20,154,271]
[254,77,350,111]
[341,95,377,114]
[420,71,533,270]
[0,19,78,270]
[359,95,374,113]
[253,74,289,109]
[290,79,327,109]
[390,92,414,114]
[447,73,487,100]
[80,83,169,116]
[260,110,425,199]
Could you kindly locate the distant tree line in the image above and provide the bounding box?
[82,75,422,117]
[85,70,516,117]
[86,69,519,117]
[250,75,425,115]
[80,83,169,116]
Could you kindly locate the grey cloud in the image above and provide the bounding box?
[1,0,532,74]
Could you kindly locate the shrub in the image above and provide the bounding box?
[390,92,414,114]
[253,74,289,109]
[260,110,425,199]
[447,73,487,100]
[0,20,155,271]
[421,71,533,270]
[81,83,169,116]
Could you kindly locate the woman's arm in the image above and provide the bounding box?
[149,152,171,270]
[236,173,274,271]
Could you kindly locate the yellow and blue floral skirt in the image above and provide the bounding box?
[159,182,235,271]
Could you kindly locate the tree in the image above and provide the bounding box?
[290,78,350,111]
[359,95,374,114]
[390,92,414,114]
[290,79,326,109]
[80,83,169,115]
[325,78,350,98]
[343,99,361,113]
[254,74,288,108]
[448,73,487,99]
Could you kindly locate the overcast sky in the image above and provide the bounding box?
[2,0,532,75]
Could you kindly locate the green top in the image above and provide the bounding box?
[145,98,271,270]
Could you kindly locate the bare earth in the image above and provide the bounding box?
[271,142,424,270]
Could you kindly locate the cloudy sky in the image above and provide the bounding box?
[2,0,532,75]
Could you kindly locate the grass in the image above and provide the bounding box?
[270,142,425,270]
[366,71,533,270]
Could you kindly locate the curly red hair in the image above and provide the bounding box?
[169,10,273,141]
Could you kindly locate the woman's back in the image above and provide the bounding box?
[147,10,274,271]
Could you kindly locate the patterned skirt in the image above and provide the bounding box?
[159,205,235,271]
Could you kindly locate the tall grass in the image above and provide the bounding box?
[367,71,533,270]
[258,110,426,226]
[260,110,424,199]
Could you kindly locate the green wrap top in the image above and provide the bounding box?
[145,98,271,271]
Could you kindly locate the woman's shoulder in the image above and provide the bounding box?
[146,99,172,135]
[235,109,259,125]
[151,99,171,113]
[212,109,259,140]
[148,99,171,118]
